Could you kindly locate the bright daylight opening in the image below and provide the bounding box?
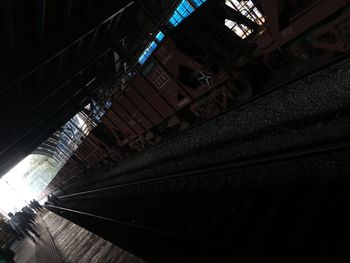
[138,0,207,65]
[0,155,59,217]
[224,0,265,39]
[0,110,93,217]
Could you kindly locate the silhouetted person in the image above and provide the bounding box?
[32,199,43,211]
[21,208,36,225]
[2,221,24,241]
[22,205,35,215]
[29,201,36,212]
[16,212,40,237]
[29,200,41,212]
[8,212,40,242]
[8,212,34,242]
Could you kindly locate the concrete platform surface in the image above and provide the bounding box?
[12,209,145,263]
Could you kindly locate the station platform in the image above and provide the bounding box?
[11,209,145,263]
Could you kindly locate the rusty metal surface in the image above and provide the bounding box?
[309,8,350,52]
[256,0,349,55]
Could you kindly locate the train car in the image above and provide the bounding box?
[153,38,253,117]
[100,13,258,151]
[252,0,350,66]
[44,127,122,191]
[51,0,350,175]
[72,130,120,169]
[62,158,84,178]
[95,0,350,154]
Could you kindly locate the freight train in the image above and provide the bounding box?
[48,0,350,185]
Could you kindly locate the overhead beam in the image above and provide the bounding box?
[37,66,44,92]
[62,0,73,30]
[85,0,95,18]
[0,0,16,64]
[0,1,135,94]
[72,40,82,66]
[0,1,136,176]
[0,89,85,177]
[36,145,56,154]
[41,140,58,149]
[35,0,46,46]
[221,1,260,31]
[259,0,279,37]
[134,0,157,22]
[109,12,123,37]
[0,54,100,155]
[32,148,55,157]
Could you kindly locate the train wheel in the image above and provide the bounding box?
[233,75,254,101]
[290,38,312,61]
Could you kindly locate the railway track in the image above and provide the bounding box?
[41,2,350,261]
[54,51,350,193]
[50,49,350,197]
[48,138,350,262]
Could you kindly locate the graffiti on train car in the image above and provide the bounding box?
[47,0,350,187]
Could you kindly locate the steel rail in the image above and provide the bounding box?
[58,138,350,199]
[54,51,350,194]
[53,11,350,194]
[46,204,233,249]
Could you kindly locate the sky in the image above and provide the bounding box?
[0,155,47,216]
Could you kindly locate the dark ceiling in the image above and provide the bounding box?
[0,0,178,176]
